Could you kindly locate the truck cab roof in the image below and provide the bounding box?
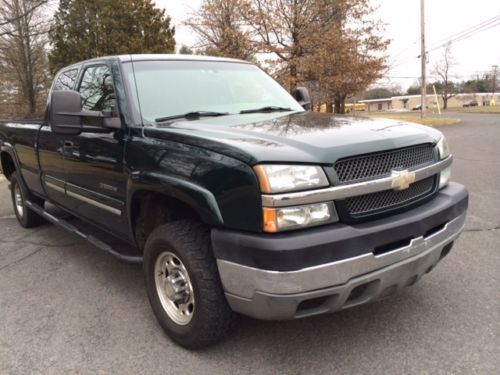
[61,54,249,71]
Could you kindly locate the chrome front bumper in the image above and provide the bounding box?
[217,211,466,320]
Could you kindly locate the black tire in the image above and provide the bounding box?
[10,171,45,228]
[143,220,236,349]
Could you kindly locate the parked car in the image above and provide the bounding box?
[412,104,429,111]
[463,100,478,107]
[0,55,468,349]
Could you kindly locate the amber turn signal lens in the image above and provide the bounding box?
[253,165,272,193]
[262,207,278,233]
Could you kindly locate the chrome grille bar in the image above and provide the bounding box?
[261,155,452,208]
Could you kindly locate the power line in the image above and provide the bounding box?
[391,40,419,60]
[425,15,500,54]
[387,14,500,78]
[429,21,500,51]
[389,15,500,74]
[427,15,500,49]
[386,72,495,80]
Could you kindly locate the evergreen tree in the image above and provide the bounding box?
[49,0,175,73]
[178,45,194,55]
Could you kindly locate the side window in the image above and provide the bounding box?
[53,69,78,91]
[78,65,116,113]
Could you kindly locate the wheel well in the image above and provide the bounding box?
[131,190,203,251]
[1,152,16,180]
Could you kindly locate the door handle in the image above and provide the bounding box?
[63,140,80,157]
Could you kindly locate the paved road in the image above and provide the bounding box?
[0,113,498,374]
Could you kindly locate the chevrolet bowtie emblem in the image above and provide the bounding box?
[391,169,416,191]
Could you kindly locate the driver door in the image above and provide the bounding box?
[62,63,129,236]
[39,67,80,207]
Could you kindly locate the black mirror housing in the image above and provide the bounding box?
[49,90,83,135]
[49,90,119,134]
[293,87,312,111]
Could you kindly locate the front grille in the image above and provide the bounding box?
[334,144,436,184]
[334,144,438,220]
[344,176,436,217]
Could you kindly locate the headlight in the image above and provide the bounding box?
[436,136,451,188]
[263,202,338,232]
[254,165,329,193]
[436,136,450,160]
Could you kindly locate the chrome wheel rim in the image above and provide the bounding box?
[154,251,195,325]
[14,183,24,218]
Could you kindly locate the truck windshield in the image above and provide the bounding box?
[123,60,304,125]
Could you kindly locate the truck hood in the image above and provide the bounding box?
[143,111,442,165]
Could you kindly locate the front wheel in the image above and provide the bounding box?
[143,220,236,349]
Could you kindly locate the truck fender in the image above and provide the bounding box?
[0,142,22,179]
[127,171,224,228]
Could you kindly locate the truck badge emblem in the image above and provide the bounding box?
[391,169,416,191]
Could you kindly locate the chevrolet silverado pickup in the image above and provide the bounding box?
[0,55,468,349]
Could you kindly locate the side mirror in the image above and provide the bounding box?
[49,90,82,135]
[49,90,120,135]
[293,87,312,111]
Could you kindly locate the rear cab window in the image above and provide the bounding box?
[53,68,79,91]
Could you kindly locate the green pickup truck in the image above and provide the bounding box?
[0,55,468,348]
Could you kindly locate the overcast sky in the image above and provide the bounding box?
[158,0,500,89]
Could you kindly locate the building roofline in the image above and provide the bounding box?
[359,92,500,103]
[358,98,393,103]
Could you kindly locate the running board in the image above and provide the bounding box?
[26,200,143,264]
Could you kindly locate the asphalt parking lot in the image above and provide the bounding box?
[0,112,498,374]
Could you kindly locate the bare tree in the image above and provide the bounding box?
[241,0,325,91]
[0,0,50,118]
[0,0,47,31]
[241,0,388,112]
[433,42,457,110]
[307,16,389,113]
[185,0,254,60]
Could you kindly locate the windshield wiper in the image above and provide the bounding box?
[239,106,294,114]
[155,111,229,123]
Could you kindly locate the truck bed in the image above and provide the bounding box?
[0,120,43,192]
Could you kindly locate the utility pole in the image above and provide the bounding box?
[420,0,426,118]
[493,65,498,94]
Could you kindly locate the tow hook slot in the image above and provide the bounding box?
[373,237,413,256]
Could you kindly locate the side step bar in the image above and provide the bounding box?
[26,200,143,264]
